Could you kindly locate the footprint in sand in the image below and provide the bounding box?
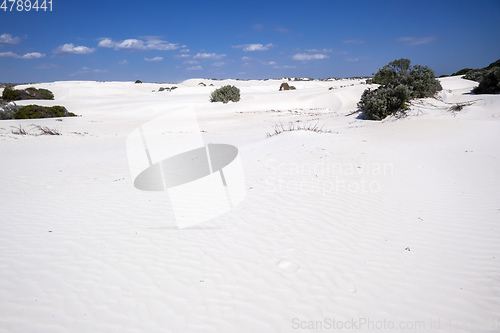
[277,259,300,273]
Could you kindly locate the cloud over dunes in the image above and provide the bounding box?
[233,43,273,52]
[0,33,21,44]
[54,43,95,55]
[292,53,329,61]
[0,51,45,59]
[98,38,179,51]
[145,56,163,62]
[193,52,226,60]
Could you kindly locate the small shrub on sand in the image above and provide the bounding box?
[2,87,21,101]
[135,80,143,84]
[210,85,241,103]
[13,105,76,119]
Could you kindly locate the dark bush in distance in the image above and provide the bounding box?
[13,105,77,119]
[462,59,500,95]
[358,58,442,120]
[473,67,500,94]
[463,59,500,83]
[210,85,241,103]
[451,68,473,76]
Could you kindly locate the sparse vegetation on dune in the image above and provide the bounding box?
[266,122,334,137]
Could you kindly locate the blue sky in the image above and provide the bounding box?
[1,0,499,82]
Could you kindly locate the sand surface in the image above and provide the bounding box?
[0,77,499,332]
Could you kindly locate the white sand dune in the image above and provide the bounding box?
[0,77,499,332]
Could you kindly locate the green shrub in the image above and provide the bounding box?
[2,86,54,101]
[358,58,442,120]
[473,67,500,94]
[13,105,76,119]
[2,87,21,101]
[38,88,54,100]
[358,84,411,120]
[463,59,500,83]
[135,80,142,84]
[464,69,487,82]
[210,85,241,103]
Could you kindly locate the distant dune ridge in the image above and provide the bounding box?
[0,76,499,332]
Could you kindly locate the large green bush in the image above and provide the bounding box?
[462,59,500,94]
[2,86,54,101]
[358,58,442,120]
[210,85,241,103]
[473,67,500,94]
[13,105,76,119]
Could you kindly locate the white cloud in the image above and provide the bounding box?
[176,54,190,58]
[179,48,190,53]
[20,52,45,59]
[233,43,273,52]
[118,60,129,65]
[145,56,163,62]
[186,65,203,71]
[183,60,199,64]
[212,62,225,67]
[0,51,45,59]
[97,38,115,48]
[398,36,435,46]
[305,48,333,53]
[98,38,179,51]
[241,56,251,61]
[55,43,95,54]
[193,52,226,59]
[0,33,21,44]
[292,53,329,61]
